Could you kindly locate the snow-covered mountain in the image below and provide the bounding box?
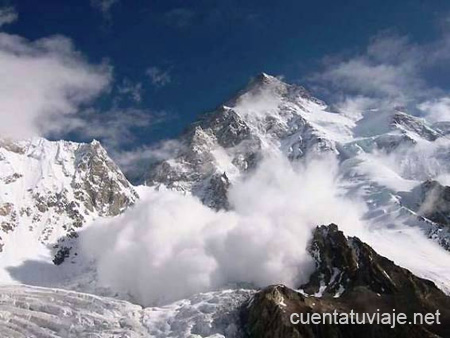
[0,137,138,282]
[1,225,450,338]
[2,73,450,337]
[146,73,344,209]
[145,73,450,251]
[245,224,450,338]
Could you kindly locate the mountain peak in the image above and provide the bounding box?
[0,136,138,267]
[255,72,278,81]
[224,72,290,108]
[247,72,284,88]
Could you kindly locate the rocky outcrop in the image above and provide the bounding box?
[0,138,138,264]
[71,140,137,217]
[407,180,450,227]
[391,112,441,142]
[146,74,337,210]
[400,180,450,250]
[242,224,450,338]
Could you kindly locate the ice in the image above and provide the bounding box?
[0,285,253,338]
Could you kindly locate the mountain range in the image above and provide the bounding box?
[1,74,450,337]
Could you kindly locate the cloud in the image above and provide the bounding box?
[113,139,184,181]
[81,155,366,306]
[117,79,143,103]
[418,97,450,123]
[164,8,195,28]
[90,0,119,19]
[309,31,450,119]
[0,6,17,27]
[61,108,171,182]
[146,66,171,87]
[63,108,157,148]
[311,35,425,105]
[0,32,111,139]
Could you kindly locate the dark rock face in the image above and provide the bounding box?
[409,181,450,227]
[0,138,138,264]
[145,74,336,210]
[200,172,231,210]
[199,108,253,148]
[52,141,138,264]
[242,224,450,338]
[72,140,138,217]
[391,112,440,142]
[301,224,438,298]
[146,107,260,211]
[400,180,450,250]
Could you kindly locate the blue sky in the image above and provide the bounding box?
[1,0,450,176]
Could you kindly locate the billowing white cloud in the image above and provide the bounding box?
[0,6,17,27]
[81,155,366,306]
[0,33,111,139]
[418,97,450,123]
[311,35,426,106]
[310,32,450,119]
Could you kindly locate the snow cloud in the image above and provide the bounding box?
[0,32,111,139]
[81,155,366,306]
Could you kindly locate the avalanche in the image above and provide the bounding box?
[1,74,450,337]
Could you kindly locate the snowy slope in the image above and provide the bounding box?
[143,73,450,293]
[0,138,138,284]
[146,73,351,209]
[146,74,450,239]
[1,74,450,336]
[0,285,253,338]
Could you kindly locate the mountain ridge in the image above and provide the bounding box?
[1,73,450,337]
[0,137,138,280]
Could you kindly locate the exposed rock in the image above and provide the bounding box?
[71,140,138,217]
[53,246,71,265]
[0,138,138,264]
[146,74,338,210]
[391,112,440,141]
[407,181,450,226]
[0,203,13,217]
[243,224,450,338]
[400,180,450,249]
[201,172,231,210]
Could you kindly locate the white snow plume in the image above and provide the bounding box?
[81,155,366,306]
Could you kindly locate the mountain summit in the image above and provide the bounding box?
[146,74,340,209]
[1,74,450,337]
[0,137,137,278]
